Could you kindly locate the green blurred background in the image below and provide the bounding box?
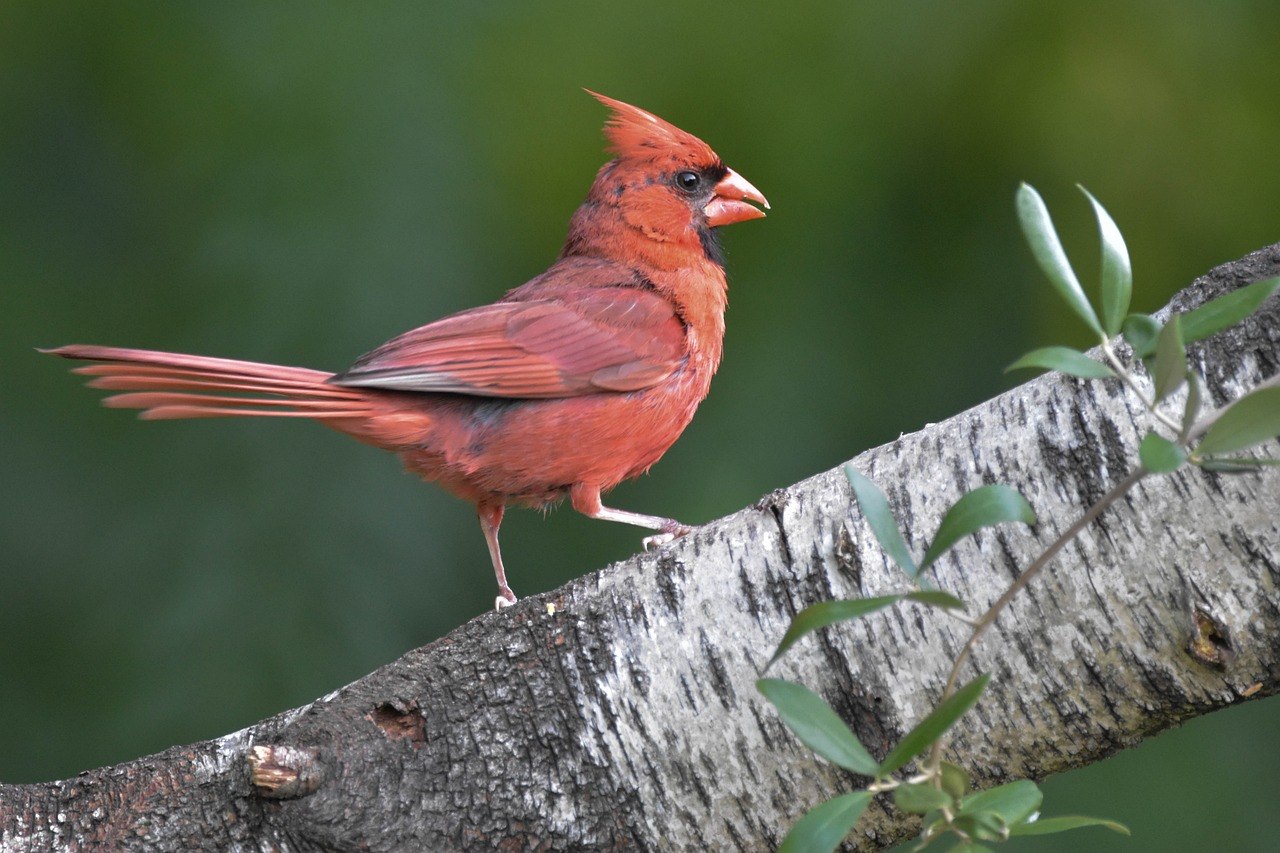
[2,2,1277,848]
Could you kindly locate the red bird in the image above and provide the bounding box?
[45,92,768,608]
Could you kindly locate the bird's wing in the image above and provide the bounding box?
[329,287,686,398]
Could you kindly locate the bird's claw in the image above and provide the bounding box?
[642,523,692,551]
[642,533,676,550]
[494,588,518,611]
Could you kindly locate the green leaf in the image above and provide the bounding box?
[945,844,993,853]
[1182,372,1203,437]
[894,782,954,814]
[1197,385,1280,456]
[1180,277,1280,344]
[1080,186,1131,336]
[1008,815,1131,837]
[845,465,918,577]
[1199,456,1280,473]
[1016,184,1104,336]
[756,679,879,776]
[1005,346,1115,379]
[767,591,964,668]
[920,485,1036,570]
[916,813,947,851]
[1152,314,1186,401]
[959,779,1043,826]
[767,596,904,668]
[1121,313,1161,358]
[953,811,1006,842]
[778,791,872,853]
[1138,431,1187,474]
[939,761,970,800]
[906,590,966,609]
[879,673,991,776]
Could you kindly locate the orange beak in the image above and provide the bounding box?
[704,169,770,227]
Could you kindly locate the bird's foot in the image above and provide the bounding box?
[642,521,693,551]
[494,586,518,611]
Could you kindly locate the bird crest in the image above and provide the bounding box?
[587,90,718,167]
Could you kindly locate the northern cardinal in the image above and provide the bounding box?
[45,91,768,608]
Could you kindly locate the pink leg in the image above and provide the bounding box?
[569,484,691,549]
[478,502,517,609]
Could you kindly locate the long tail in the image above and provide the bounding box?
[43,345,377,420]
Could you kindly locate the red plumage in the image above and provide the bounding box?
[45,91,769,607]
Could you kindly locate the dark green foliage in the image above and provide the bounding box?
[756,679,878,775]
[762,183,1276,852]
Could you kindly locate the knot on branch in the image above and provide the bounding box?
[247,744,325,800]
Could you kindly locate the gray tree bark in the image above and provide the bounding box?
[2,244,1278,852]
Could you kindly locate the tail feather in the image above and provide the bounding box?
[103,391,368,411]
[44,344,373,420]
[43,345,331,383]
[81,370,362,398]
[141,405,377,420]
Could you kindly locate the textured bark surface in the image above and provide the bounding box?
[2,244,1278,852]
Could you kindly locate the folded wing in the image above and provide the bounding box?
[330,287,686,398]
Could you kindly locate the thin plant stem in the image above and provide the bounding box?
[1100,339,1182,434]
[925,466,1148,771]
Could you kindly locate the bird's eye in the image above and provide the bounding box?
[675,171,701,192]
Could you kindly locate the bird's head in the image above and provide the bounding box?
[567,91,769,265]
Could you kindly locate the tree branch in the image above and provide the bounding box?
[3,244,1278,851]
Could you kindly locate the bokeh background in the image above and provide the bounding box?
[3,2,1278,849]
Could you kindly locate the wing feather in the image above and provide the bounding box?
[330,287,685,398]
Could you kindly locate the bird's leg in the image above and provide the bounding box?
[478,502,518,610]
[569,484,692,550]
